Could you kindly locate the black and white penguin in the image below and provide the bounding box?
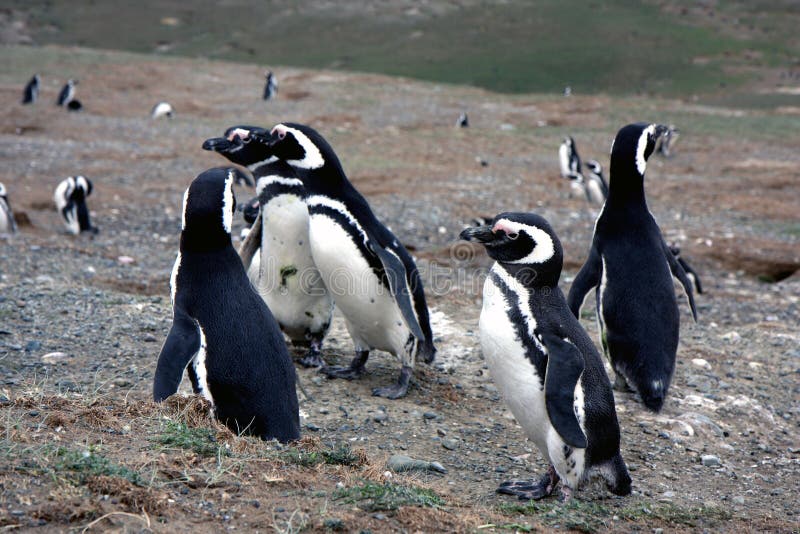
[567,123,698,412]
[56,79,77,107]
[203,127,334,368]
[558,136,581,179]
[53,176,97,234]
[261,122,436,398]
[263,70,278,100]
[584,159,608,205]
[669,244,703,295]
[153,167,300,443]
[456,112,469,128]
[0,182,17,235]
[151,101,174,119]
[460,213,631,501]
[655,124,679,157]
[565,171,587,200]
[22,74,40,105]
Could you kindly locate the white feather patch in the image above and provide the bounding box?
[635,124,656,176]
[493,219,556,265]
[306,195,368,245]
[491,265,545,353]
[273,124,325,169]
[256,175,304,196]
[181,187,189,230]
[192,325,214,405]
[170,252,181,305]
[221,175,234,234]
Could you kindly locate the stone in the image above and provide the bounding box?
[41,352,70,364]
[701,454,721,467]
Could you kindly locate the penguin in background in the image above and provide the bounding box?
[153,167,300,443]
[669,244,703,294]
[0,182,17,235]
[203,126,334,368]
[22,74,40,104]
[259,122,436,398]
[655,125,680,157]
[57,79,77,107]
[558,136,582,179]
[53,176,97,235]
[567,123,698,412]
[263,70,278,100]
[151,101,174,119]
[584,159,609,205]
[460,213,631,501]
[456,112,469,128]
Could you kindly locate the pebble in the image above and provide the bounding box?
[144,334,157,343]
[442,438,459,450]
[25,340,42,352]
[701,454,721,467]
[323,518,345,531]
[721,331,741,343]
[373,412,388,423]
[423,411,438,420]
[733,496,745,505]
[691,358,711,370]
[41,352,70,364]
[387,454,447,474]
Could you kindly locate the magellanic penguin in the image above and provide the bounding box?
[567,123,698,412]
[153,167,300,443]
[558,136,582,179]
[0,182,17,235]
[669,244,703,295]
[53,176,97,235]
[460,213,631,501]
[151,101,174,119]
[456,112,469,128]
[22,74,40,105]
[57,79,77,107]
[655,124,679,157]
[263,70,278,100]
[202,126,334,368]
[584,159,609,205]
[260,122,436,398]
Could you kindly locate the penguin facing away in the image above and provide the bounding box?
[567,123,698,412]
[22,74,40,104]
[0,182,17,235]
[153,167,300,443]
[53,176,97,235]
[203,126,334,368]
[460,213,631,501]
[260,122,437,399]
[263,70,278,100]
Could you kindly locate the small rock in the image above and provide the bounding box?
[721,331,741,343]
[323,518,345,531]
[423,411,438,420]
[25,340,42,352]
[144,334,157,343]
[373,514,386,521]
[662,491,675,498]
[387,454,447,474]
[117,255,136,264]
[41,352,70,364]
[732,496,745,505]
[442,438,459,451]
[691,358,711,370]
[306,423,321,432]
[373,412,388,423]
[701,454,721,467]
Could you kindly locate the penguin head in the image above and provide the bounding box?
[460,212,563,285]
[266,123,329,170]
[586,159,602,175]
[0,182,7,199]
[610,122,667,179]
[180,168,238,251]
[202,125,275,171]
[72,176,92,199]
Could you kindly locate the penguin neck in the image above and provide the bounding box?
[607,160,648,210]
[299,157,357,200]
[180,228,231,253]
[498,262,561,290]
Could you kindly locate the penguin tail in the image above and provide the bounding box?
[604,454,632,496]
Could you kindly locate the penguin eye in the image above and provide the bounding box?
[278,131,286,140]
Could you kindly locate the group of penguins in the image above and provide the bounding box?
[146,119,702,502]
[22,74,82,111]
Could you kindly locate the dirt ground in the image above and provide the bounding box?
[0,46,799,532]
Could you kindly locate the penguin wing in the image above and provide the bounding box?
[567,246,602,319]
[367,231,425,341]
[238,212,262,271]
[542,333,588,449]
[677,257,703,294]
[662,241,698,321]
[153,309,201,402]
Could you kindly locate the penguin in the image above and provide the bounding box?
[260,122,436,398]
[53,176,97,235]
[558,136,581,179]
[669,244,703,295]
[460,212,631,501]
[0,182,17,235]
[655,124,679,157]
[584,159,608,205]
[565,171,588,201]
[153,167,300,443]
[22,74,40,105]
[203,127,334,368]
[57,79,77,107]
[263,70,278,100]
[456,112,469,128]
[151,101,174,119]
[567,123,698,412]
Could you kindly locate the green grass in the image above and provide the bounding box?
[153,420,226,458]
[281,443,366,468]
[12,444,142,486]
[334,481,445,512]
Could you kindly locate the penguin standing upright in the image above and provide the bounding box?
[53,176,97,234]
[153,167,300,443]
[0,183,17,235]
[151,102,174,119]
[655,124,680,157]
[203,126,334,368]
[584,159,608,205]
[460,213,631,501]
[456,112,469,128]
[57,79,77,107]
[558,136,581,179]
[22,74,40,104]
[669,244,703,294]
[260,122,436,398]
[567,123,698,412]
[263,71,278,100]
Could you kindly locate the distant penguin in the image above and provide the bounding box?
[263,70,278,100]
[565,171,587,200]
[22,74,40,104]
[151,102,174,119]
[461,213,631,501]
[203,126,334,368]
[567,123,698,412]
[584,159,608,205]
[57,79,77,107]
[563,86,572,97]
[262,122,437,398]
[669,244,703,294]
[655,124,680,157]
[53,176,97,234]
[0,182,17,235]
[456,112,469,128]
[558,136,582,179]
[153,167,300,443]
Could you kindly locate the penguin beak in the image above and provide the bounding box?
[653,124,668,140]
[459,225,496,244]
[202,136,237,152]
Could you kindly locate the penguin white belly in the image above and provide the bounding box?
[0,200,14,234]
[308,214,408,355]
[586,180,605,205]
[258,195,333,338]
[247,253,260,286]
[191,325,214,406]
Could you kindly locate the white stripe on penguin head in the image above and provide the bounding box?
[493,219,555,265]
[635,124,656,176]
[221,172,234,234]
[181,186,189,230]
[272,124,325,170]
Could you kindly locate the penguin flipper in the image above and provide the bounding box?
[238,212,262,270]
[662,241,698,322]
[678,257,703,294]
[542,333,588,449]
[368,235,425,341]
[567,246,602,319]
[153,310,200,402]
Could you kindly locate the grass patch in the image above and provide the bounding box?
[154,420,226,458]
[13,445,141,486]
[334,481,445,512]
[281,443,367,468]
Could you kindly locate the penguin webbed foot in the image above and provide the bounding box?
[320,350,368,380]
[497,466,559,501]
[371,365,411,399]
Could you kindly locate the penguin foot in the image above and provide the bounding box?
[321,350,368,380]
[497,466,559,501]
[299,351,326,368]
[372,366,411,399]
